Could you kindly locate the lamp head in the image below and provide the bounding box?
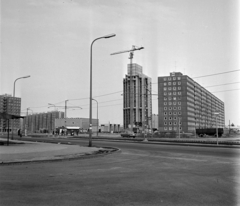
[23,75,31,78]
[104,33,116,38]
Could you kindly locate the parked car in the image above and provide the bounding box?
[121,131,136,138]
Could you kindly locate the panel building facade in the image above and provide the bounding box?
[158,72,225,133]
[123,63,152,131]
[23,111,65,133]
[0,94,21,132]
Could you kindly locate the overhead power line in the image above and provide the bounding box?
[151,69,240,84]
[205,82,240,88]
[211,89,240,93]
[192,70,240,79]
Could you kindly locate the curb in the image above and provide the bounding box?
[69,136,240,148]
[0,147,120,166]
[0,139,121,165]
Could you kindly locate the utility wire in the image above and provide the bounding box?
[151,69,240,84]
[211,88,240,93]
[205,82,240,88]
[192,70,240,79]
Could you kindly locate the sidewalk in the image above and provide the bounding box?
[0,138,103,164]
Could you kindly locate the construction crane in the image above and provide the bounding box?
[111,46,144,132]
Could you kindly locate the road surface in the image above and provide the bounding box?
[1,137,239,206]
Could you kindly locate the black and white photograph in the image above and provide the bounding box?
[0,0,239,205]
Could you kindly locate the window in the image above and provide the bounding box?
[178,107,181,110]
[164,78,167,81]
[168,87,172,90]
[173,82,176,85]
[164,112,167,115]
[168,77,172,81]
[168,102,172,105]
[178,92,181,95]
[173,92,176,95]
[174,122,177,125]
[177,77,181,80]
[178,102,181,105]
[178,82,181,85]
[173,107,177,110]
[173,87,176,90]
[164,127,167,130]
[164,122,167,125]
[164,83,167,86]
[168,82,172,85]
[168,92,172,95]
[169,112,172,115]
[164,87,167,91]
[164,102,167,105]
[164,117,167,120]
[178,87,181,90]
[173,102,176,105]
[173,77,176,80]
[168,97,172,100]
[173,97,177,101]
[178,97,181,100]
[164,107,167,110]
[164,92,167,95]
[178,112,181,115]
[169,117,172,120]
[174,117,177,120]
[169,107,172,110]
[173,112,177,115]
[169,122,172,125]
[164,97,167,100]
[169,127,172,130]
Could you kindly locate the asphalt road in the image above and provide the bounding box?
[1,137,240,206]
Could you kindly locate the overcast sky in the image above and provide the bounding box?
[1,0,239,126]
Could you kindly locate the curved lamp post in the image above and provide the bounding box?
[12,75,30,139]
[13,75,31,97]
[89,33,116,147]
[25,107,33,136]
[213,111,219,145]
[92,98,98,137]
[48,103,58,111]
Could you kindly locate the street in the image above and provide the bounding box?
[0,137,240,206]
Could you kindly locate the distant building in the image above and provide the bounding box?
[0,94,21,133]
[158,72,225,133]
[100,123,122,133]
[23,111,65,133]
[123,63,152,132]
[55,118,98,132]
[152,114,158,131]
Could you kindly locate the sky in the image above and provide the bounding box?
[1,0,239,126]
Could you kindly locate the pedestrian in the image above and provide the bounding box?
[18,129,22,138]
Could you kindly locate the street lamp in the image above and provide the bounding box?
[92,98,98,137]
[12,75,30,139]
[65,100,69,118]
[25,107,33,136]
[48,103,58,111]
[213,112,219,145]
[89,33,116,147]
[13,75,31,97]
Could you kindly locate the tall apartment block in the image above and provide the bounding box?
[158,72,225,133]
[0,94,21,132]
[123,63,152,131]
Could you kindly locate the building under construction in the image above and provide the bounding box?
[123,63,152,132]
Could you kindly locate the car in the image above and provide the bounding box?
[121,131,136,138]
